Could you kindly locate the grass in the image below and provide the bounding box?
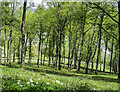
[1,62,120,91]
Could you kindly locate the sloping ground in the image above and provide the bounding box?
[1,64,119,91]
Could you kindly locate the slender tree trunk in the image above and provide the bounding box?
[63,34,65,68]
[37,26,42,67]
[52,29,55,65]
[117,53,119,72]
[4,27,6,65]
[25,31,29,56]
[9,3,14,67]
[7,40,9,62]
[48,40,51,66]
[110,38,114,73]
[13,42,15,62]
[68,21,71,71]
[58,28,62,70]
[43,30,50,65]
[41,38,43,65]
[70,24,79,69]
[85,30,95,74]
[95,13,104,75]
[28,38,32,66]
[21,0,27,68]
[55,40,59,69]
[113,52,116,73]
[18,38,20,63]
[103,38,108,72]
[77,16,86,72]
[100,50,102,71]
[74,33,81,69]
[91,37,98,71]
[85,29,95,74]
[43,39,48,65]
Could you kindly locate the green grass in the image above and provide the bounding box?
[1,62,119,91]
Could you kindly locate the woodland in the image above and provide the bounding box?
[0,0,120,91]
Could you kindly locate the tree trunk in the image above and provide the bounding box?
[4,27,6,65]
[43,30,50,65]
[77,16,86,72]
[95,13,104,75]
[70,23,79,69]
[48,40,51,66]
[113,52,116,73]
[58,27,62,70]
[85,30,96,74]
[7,40,9,62]
[28,37,32,66]
[68,21,71,71]
[43,38,48,65]
[9,3,14,67]
[55,40,59,69]
[85,29,95,74]
[52,29,55,65]
[103,38,108,72]
[37,25,42,67]
[18,38,20,63]
[13,42,15,62]
[41,38,43,65]
[25,31,29,56]
[74,32,81,69]
[63,34,65,68]
[21,0,27,68]
[110,38,114,73]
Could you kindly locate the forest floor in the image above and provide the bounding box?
[1,62,120,91]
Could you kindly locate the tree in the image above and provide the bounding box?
[21,0,27,68]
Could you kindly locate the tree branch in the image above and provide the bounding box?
[89,2,119,24]
[101,26,118,41]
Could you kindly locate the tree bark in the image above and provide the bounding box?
[25,31,29,56]
[113,52,116,73]
[37,25,42,67]
[13,42,15,62]
[55,39,59,69]
[18,38,20,63]
[43,30,50,65]
[74,33,81,69]
[48,40,51,66]
[63,33,65,68]
[77,16,86,72]
[21,0,27,68]
[103,38,108,72]
[7,40,9,62]
[95,13,104,75]
[4,26,6,65]
[52,29,55,65]
[9,3,14,67]
[28,37,32,66]
[68,21,71,71]
[85,30,96,74]
[41,37,43,65]
[110,38,114,73]
[70,23,79,69]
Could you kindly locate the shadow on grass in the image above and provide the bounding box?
[3,63,119,84]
